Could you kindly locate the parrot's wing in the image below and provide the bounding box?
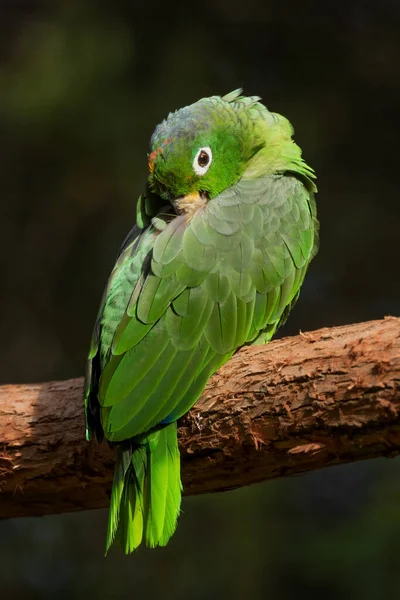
[89,174,317,442]
[94,208,231,442]
[84,219,151,440]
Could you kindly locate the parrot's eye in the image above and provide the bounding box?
[193,147,212,176]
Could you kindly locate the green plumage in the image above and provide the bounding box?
[84,89,319,553]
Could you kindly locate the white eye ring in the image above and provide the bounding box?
[193,146,212,176]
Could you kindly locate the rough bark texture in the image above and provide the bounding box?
[0,317,399,519]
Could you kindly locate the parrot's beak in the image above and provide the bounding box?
[173,192,208,218]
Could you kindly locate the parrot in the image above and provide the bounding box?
[84,89,319,554]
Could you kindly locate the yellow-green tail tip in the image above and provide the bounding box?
[105,422,182,554]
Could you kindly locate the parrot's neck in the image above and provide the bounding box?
[241,110,316,184]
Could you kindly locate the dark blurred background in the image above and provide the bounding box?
[1,1,400,598]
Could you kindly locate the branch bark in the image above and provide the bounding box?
[1,317,399,519]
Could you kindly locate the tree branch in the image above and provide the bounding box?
[1,317,399,519]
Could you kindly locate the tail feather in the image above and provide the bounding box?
[105,445,132,552]
[106,422,181,554]
[161,441,182,545]
[144,429,169,547]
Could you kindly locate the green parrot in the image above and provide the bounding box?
[84,89,319,554]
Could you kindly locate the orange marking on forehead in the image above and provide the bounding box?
[150,138,172,160]
[148,138,173,173]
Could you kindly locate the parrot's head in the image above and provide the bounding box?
[147,90,314,213]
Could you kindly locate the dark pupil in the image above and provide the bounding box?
[198,150,209,167]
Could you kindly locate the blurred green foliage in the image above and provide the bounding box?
[1,1,400,598]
